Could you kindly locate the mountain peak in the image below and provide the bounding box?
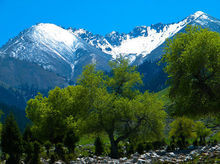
[32,23,78,47]
[191,11,206,19]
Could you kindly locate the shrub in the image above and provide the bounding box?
[169,117,196,149]
[210,131,220,145]
[193,140,198,147]
[152,139,166,150]
[49,154,57,164]
[94,136,104,156]
[194,121,212,145]
[145,142,153,151]
[44,141,52,157]
[55,143,65,160]
[63,130,79,154]
[136,143,144,154]
[126,142,134,156]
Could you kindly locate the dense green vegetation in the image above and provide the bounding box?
[0,25,219,163]
[25,58,166,158]
[161,25,220,117]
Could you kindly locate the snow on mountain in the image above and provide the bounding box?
[143,11,220,62]
[1,23,82,70]
[0,23,111,80]
[192,11,220,27]
[72,11,220,64]
[0,11,219,77]
[0,11,219,109]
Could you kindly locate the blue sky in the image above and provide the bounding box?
[0,0,219,46]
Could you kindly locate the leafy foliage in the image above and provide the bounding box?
[26,57,166,159]
[194,121,212,145]
[161,25,220,117]
[26,85,88,143]
[108,58,143,98]
[169,117,196,149]
[78,58,166,158]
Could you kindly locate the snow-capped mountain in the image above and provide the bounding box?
[0,11,219,108]
[72,11,220,63]
[144,11,220,61]
[0,23,111,81]
[0,23,112,108]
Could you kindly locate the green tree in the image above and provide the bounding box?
[161,25,220,117]
[194,121,212,145]
[26,58,166,159]
[1,113,23,164]
[169,117,196,149]
[26,85,89,143]
[108,57,143,98]
[79,58,166,158]
[23,124,34,142]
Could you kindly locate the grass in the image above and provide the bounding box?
[156,87,171,106]
[78,133,109,146]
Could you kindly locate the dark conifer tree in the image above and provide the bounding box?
[94,136,104,156]
[23,125,35,163]
[1,113,23,164]
[23,124,34,142]
[31,141,41,164]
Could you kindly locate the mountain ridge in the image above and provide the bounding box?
[71,11,220,64]
[0,11,219,108]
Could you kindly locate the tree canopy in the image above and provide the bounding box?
[26,58,166,158]
[78,58,166,158]
[161,25,220,117]
[26,85,89,143]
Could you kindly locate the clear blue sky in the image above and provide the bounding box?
[0,0,219,46]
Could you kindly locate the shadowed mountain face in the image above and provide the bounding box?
[0,23,111,108]
[0,11,219,109]
[0,56,68,108]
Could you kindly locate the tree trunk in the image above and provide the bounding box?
[108,133,119,159]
